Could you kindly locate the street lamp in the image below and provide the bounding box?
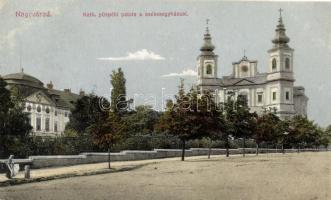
[282,131,289,154]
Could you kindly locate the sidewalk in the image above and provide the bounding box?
[0,155,225,186]
[0,152,292,187]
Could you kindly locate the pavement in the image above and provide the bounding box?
[0,155,216,185]
[0,152,330,200]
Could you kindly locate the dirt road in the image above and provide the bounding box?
[0,152,330,200]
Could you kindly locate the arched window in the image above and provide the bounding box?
[285,58,290,70]
[37,106,41,113]
[272,58,277,70]
[206,64,212,75]
[27,105,32,112]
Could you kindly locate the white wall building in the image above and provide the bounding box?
[2,71,83,137]
[197,12,308,119]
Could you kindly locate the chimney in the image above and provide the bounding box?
[46,81,54,90]
[79,89,85,97]
[64,88,71,93]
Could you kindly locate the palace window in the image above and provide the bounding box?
[272,92,277,101]
[286,91,290,101]
[65,112,68,117]
[257,94,263,103]
[206,64,212,75]
[45,118,50,132]
[55,111,57,116]
[28,116,31,125]
[36,117,41,131]
[54,122,58,132]
[45,107,50,114]
[285,58,290,70]
[27,105,32,112]
[272,58,277,71]
[37,105,41,113]
[238,94,248,106]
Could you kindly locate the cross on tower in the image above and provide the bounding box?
[205,18,210,33]
[279,8,283,18]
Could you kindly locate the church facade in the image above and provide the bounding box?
[2,70,83,137]
[196,12,308,119]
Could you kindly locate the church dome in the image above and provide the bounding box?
[3,71,44,89]
[271,10,290,48]
[200,20,215,53]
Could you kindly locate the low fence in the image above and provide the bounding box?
[22,148,327,169]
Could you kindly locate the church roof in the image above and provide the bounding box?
[220,73,267,86]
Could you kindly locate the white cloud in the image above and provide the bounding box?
[97,49,165,61]
[0,21,33,51]
[161,69,197,78]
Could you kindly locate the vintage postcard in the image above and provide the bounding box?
[0,0,330,199]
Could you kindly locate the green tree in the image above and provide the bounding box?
[88,112,125,168]
[110,68,128,113]
[156,80,214,161]
[229,95,257,157]
[66,94,110,132]
[254,111,283,155]
[124,105,161,135]
[0,77,32,158]
[319,125,331,148]
[287,115,319,149]
[65,94,110,153]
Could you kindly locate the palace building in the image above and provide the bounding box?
[196,11,308,119]
[2,70,83,137]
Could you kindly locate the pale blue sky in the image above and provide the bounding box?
[0,0,331,126]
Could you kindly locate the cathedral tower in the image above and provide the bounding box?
[266,9,296,118]
[197,20,220,92]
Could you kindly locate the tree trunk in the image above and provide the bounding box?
[282,143,285,154]
[181,139,186,161]
[108,146,111,169]
[208,139,212,159]
[256,143,259,156]
[226,136,230,157]
[243,138,246,157]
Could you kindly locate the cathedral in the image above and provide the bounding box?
[196,11,308,119]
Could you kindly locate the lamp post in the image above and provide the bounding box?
[223,88,230,157]
[282,131,289,154]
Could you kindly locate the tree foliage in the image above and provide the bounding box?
[110,68,128,113]
[124,105,161,136]
[66,94,107,135]
[156,80,221,160]
[89,112,125,149]
[0,77,32,158]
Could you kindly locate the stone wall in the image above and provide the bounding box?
[26,148,326,169]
